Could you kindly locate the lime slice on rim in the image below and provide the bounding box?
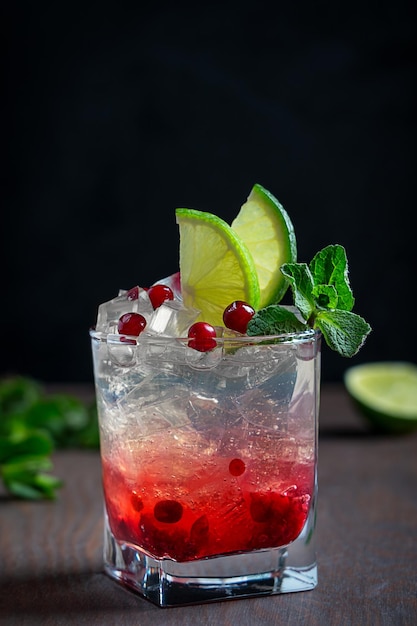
[176,208,260,326]
[344,362,417,433]
[231,183,297,307]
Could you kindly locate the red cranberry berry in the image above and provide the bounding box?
[249,492,273,523]
[154,499,183,524]
[187,322,217,352]
[148,284,174,309]
[189,514,209,547]
[229,458,246,477]
[117,312,147,336]
[223,300,255,334]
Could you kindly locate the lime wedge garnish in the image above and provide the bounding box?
[176,208,260,326]
[231,183,297,307]
[344,362,417,433]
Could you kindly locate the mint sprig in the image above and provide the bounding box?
[0,376,99,500]
[247,244,371,357]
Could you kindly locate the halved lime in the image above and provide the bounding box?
[231,184,297,307]
[344,362,417,433]
[176,208,260,326]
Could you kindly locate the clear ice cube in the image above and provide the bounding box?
[186,392,228,444]
[144,300,200,337]
[95,287,154,333]
[117,372,192,437]
[217,343,297,389]
[230,347,297,431]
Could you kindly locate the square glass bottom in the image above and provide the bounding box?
[102,501,317,607]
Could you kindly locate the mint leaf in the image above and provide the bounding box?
[26,395,91,448]
[315,309,372,357]
[0,431,61,499]
[247,305,307,336]
[2,462,62,499]
[0,376,42,415]
[0,430,53,464]
[280,263,315,320]
[250,244,371,357]
[0,376,99,500]
[309,245,354,311]
[311,284,339,309]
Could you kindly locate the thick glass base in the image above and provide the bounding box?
[103,508,317,607]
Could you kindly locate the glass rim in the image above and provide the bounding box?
[89,327,320,346]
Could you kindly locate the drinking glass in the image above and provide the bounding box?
[90,325,321,607]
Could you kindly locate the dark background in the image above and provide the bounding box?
[2,1,416,384]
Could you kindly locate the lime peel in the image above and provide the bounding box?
[176,208,260,327]
[231,183,297,307]
[344,362,417,433]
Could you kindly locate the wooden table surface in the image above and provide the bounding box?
[1,384,416,625]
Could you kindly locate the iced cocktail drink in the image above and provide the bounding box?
[90,296,320,606]
[89,183,370,606]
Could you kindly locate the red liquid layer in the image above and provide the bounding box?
[102,443,314,562]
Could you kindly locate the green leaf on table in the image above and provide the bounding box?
[3,471,62,500]
[26,395,90,447]
[0,376,99,500]
[1,451,62,499]
[0,377,42,435]
[0,430,53,463]
[2,453,53,474]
